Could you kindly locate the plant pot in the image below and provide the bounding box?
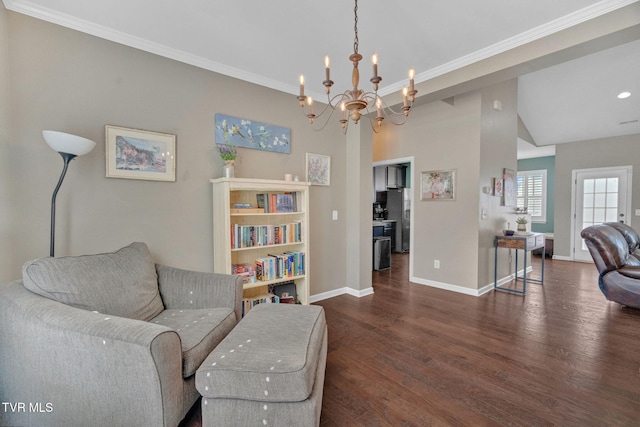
[517,223,527,232]
[223,160,235,178]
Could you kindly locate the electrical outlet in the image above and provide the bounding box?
[434,260,440,269]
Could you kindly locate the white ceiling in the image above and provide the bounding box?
[4,0,640,158]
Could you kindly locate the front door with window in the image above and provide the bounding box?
[572,166,632,262]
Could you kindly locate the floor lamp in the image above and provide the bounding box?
[43,130,96,257]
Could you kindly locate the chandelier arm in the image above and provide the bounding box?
[309,105,339,132]
[326,91,352,110]
[379,98,414,117]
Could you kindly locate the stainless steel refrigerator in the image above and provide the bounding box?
[386,188,410,252]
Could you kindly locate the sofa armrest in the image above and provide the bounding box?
[0,281,185,427]
[156,264,243,321]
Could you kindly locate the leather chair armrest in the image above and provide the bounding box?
[617,266,640,280]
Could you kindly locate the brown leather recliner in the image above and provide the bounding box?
[581,223,640,309]
[604,221,640,260]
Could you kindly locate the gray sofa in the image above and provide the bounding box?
[0,242,243,427]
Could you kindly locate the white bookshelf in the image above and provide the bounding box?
[211,178,310,304]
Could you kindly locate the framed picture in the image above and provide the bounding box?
[421,169,456,201]
[502,168,516,206]
[306,153,331,186]
[105,125,176,181]
[215,113,291,154]
[493,177,503,197]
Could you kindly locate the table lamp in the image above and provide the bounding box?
[43,130,96,257]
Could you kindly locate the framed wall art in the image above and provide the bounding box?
[493,177,503,197]
[306,153,331,186]
[215,113,291,154]
[106,125,176,181]
[421,169,455,201]
[502,168,516,206]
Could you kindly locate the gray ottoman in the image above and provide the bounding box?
[196,304,327,426]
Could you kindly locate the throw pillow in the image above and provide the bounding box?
[22,242,164,321]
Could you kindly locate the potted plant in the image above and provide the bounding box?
[516,216,528,232]
[217,144,237,178]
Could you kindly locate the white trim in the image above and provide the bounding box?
[410,266,533,297]
[309,286,374,303]
[4,0,635,98]
[379,0,638,96]
[552,255,573,261]
[570,165,633,261]
[372,156,415,279]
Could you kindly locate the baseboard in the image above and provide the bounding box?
[552,255,573,261]
[411,266,533,297]
[309,286,374,303]
[310,266,536,302]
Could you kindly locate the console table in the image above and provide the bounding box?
[494,232,545,295]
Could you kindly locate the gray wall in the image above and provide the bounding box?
[555,134,640,258]
[2,11,348,297]
[0,5,13,283]
[372,79,519,292]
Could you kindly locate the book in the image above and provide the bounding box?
[230,208,265,213]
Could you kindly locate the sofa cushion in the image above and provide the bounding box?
[196,304,326,402]
[22,242,164,321]
[150,307,237,377]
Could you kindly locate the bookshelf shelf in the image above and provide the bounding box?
[231,242,305,252]
[230,211,304,217]
[242,275,306,290]
[211,177,310,305]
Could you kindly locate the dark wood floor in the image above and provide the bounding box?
[317,253,640,426]
[182,254,640,426]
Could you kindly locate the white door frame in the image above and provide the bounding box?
[373,156,415,278]
[570,165,632,261]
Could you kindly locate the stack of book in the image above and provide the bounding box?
[255,251,305,281]
[256,192,300,213]
[232,263,257,284]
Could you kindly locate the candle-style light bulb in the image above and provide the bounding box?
[372,53,378,78]
[325,55,330,81]
[308,96,313,114]
[402,87,408,107]
[376,98,382,117]
[299,74,305,97]
[409,68,415,91]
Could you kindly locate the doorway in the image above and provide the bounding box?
[373,156,415,278]
[571,165,632,262]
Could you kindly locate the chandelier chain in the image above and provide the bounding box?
[353,0,359,54]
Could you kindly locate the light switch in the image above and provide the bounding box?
[332,210,338,220]
[635,209,640,216]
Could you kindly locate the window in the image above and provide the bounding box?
[517,169,547,223]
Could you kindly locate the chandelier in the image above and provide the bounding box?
[297,0,417,132]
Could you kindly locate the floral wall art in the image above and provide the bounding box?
[306,153,331,186]
[215,113,290,154]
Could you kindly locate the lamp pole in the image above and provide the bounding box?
[50,152,77,257]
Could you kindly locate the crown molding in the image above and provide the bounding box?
[379,0,639,96]
[4,0,637,98]
[2,0,298,96]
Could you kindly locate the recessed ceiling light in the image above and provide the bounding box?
[617,91,631,99]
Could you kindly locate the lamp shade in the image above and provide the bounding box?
[43,130,96,156]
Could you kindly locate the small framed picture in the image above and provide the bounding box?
[105,125,176,181]
[421,169,456,201]
[306,153,331,186]
[493,177,503,197]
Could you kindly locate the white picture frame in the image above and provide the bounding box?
[306,153,331,186]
